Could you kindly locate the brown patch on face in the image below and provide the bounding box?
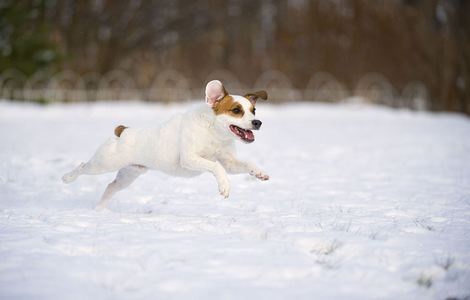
[114,125,128,137]
[250,104,256,115]
[212,95,245,118]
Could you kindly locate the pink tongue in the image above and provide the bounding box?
[244,130,254,140]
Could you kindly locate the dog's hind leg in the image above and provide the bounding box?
[95,164,147,210]
[62,162,88,183]
[62,159,122,183]
[62,137,130,183]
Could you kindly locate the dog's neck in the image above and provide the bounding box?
[198,105,233,143]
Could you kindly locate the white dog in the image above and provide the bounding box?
[62,80,270,209]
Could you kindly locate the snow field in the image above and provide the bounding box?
[0,100,470,299]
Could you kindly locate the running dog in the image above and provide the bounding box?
[62,80,270,209]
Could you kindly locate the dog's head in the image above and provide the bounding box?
[205,80,267,143]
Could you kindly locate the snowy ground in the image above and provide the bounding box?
[0,100,470,300]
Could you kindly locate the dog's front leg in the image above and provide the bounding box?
[180,154,230,198]
[218,152,269,181]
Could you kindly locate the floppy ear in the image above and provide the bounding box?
[205,80,227,107]
[244,90,268,105]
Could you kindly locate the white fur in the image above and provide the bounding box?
[62,81,269,209]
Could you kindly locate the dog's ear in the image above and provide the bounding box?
[205,80,227,107]
[244,90,268,105]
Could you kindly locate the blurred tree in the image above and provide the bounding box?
[0,0,469,113]
[0,0,61,75]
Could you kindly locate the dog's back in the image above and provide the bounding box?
[113,115,181,171]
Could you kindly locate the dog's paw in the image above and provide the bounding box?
[220,189,229,198]
[61,172,76,183]
[250,170,270,181]
[218,178,230,198]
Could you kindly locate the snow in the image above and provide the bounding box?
[1,100,470,300]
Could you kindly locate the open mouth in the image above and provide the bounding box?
[229,125,255,143]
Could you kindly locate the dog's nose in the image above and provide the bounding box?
[251,119,262,130]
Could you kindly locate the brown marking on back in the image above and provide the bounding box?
[212,95,244,118]
[114,125,128,137]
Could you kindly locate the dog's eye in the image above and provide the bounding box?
[252,108,256,115]
[232,108,241,114]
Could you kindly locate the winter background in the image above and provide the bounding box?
[1,1,470,300]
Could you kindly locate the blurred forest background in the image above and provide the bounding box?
[0,0,469,114]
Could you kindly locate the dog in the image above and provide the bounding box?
[62,80,270,209]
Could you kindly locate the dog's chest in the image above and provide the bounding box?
[198,138,227,160]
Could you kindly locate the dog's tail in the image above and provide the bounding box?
[114,125,128,137]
